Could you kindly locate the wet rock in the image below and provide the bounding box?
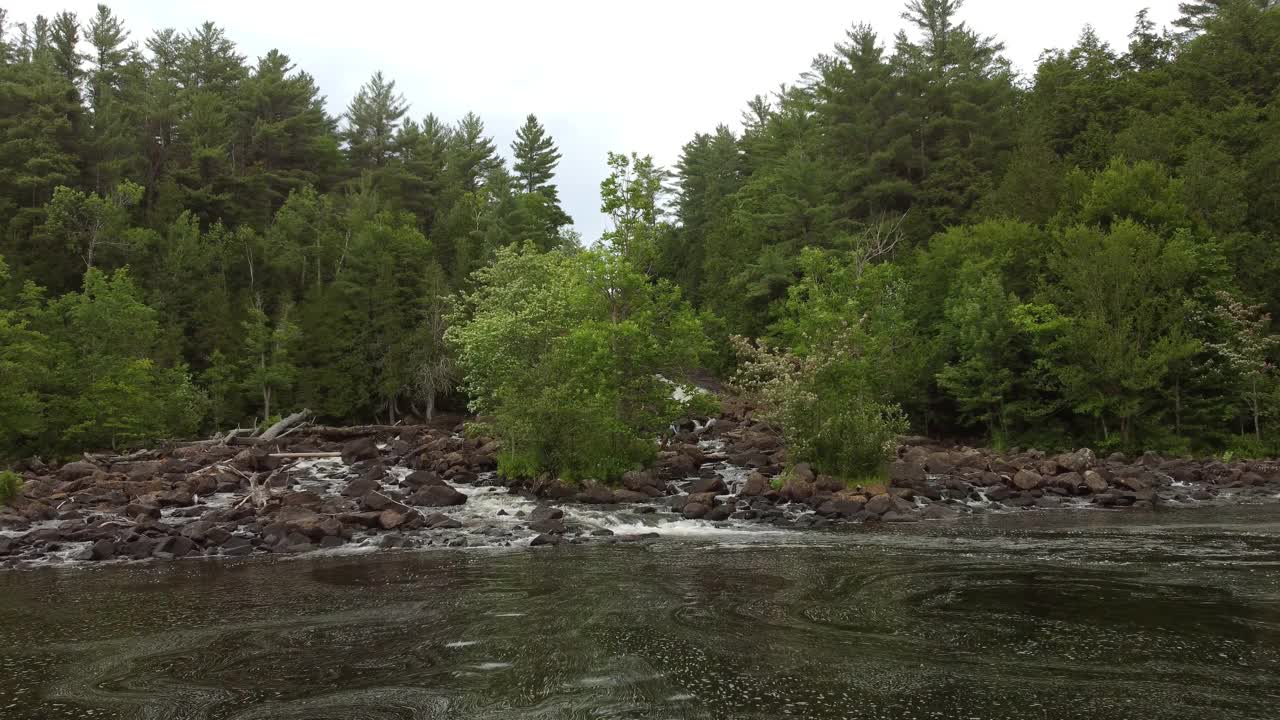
[378,509,409,530]
[1012,470,1043,490]
[742,472,769,497]
[882,510,919,523]
[1052,472,1084,493]
[529,506,564,522]
[780,479,815,502]
[682,502,710,519]
[90,538,116,561]
[360,492,397,512]
[341,437,380,464]
[404,470,444,488]
[1083,470,1108,494]
[790,463,816,484]
[157,536,196,558]
[1191,489,1213,501]
[530,517,567,535]
[530,533,562,546]
[687,476,726,495]
[613,489,649,504]
[576,485,616,504]
[125,502,161,520]
[220,537,253,556]
[119,538,157,560]
[407,484,466,507]
[57,461,99,482]
[280,490,323,508]
[1119,475,1150,492]
[318,535,346,549]
[342,477,381,498]
[622,470,663,494]
[817,498,865,518]
[889,460,926,484]
[705,505,733,522]
[925,452,955,474]
[922,504,958,520]
[865,493,897,516]
[423,512,463,529]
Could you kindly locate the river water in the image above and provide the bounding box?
[1,505,1278,719]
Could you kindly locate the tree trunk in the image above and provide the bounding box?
[259,409,311,442]
[426,392,436,421]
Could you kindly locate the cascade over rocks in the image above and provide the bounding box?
[3,401,1279,570]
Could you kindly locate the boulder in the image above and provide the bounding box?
[90,538,116,561]
[922,504,958,520]
[529,517,566,535]
[340,437,380,464]
[378,509,409,530]
[407,485,467,507]
[613,489,649,504]
[530,533,562,546]
[682,502,710,519]
[889,460,926,484]
[342,477,381,498]
[360,492,396,512]
[57,461,99,482]
[529,505,564,522]
[1012,470,1043,491]
[705,505,732,522]
[1119,475,1150,492]
[622,470,662,493]
[817,498,864,517]
[576,485,616,504]
[423,512,463,529]
[119,538,157,560]
[220,537,253,556]
[865,493,896,516]
[790,463,816,484]
[1083,470,1108,494]
[742,472,769,497]
[687,476,726,495]
[404,470,444,489]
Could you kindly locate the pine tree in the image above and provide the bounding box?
[342,71,406,170]
[512,114,561,194]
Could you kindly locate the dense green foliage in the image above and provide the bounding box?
[447,157,709,481]
[0,5,574,457]
[661,0,1280,455]
[1,0,1278,470]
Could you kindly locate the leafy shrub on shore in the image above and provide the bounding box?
[732,337,906,481]
[0,471,21,505]
[448,243,708,482]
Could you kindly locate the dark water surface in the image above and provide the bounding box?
[2,507,1279,719]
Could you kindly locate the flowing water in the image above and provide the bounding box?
[2,505,1279,719]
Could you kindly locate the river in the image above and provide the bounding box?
[1,505,1278,719]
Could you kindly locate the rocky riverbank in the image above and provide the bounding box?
[2,403,1279,569]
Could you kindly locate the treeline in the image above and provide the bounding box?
[658,0,1280,457]
[0,5,574,455]
[2,0,1279,471]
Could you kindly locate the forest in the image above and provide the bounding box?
[1,1,1279,480]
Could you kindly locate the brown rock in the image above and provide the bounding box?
[1012,470,1043,490]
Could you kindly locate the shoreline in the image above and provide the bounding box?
[3,406,1279,570]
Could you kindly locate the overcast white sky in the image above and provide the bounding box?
[7,0,1182,240]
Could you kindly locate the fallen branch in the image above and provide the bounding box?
[304,423,418,439]
[258,409,312,442]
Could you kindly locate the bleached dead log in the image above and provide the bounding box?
[258,409,312,442]
[303,424,419,439]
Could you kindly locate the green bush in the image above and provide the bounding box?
[448,244,707,483]
[732,337,907,480]
[0,471,22,505]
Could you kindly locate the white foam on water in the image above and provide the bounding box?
[445,640,480,648]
